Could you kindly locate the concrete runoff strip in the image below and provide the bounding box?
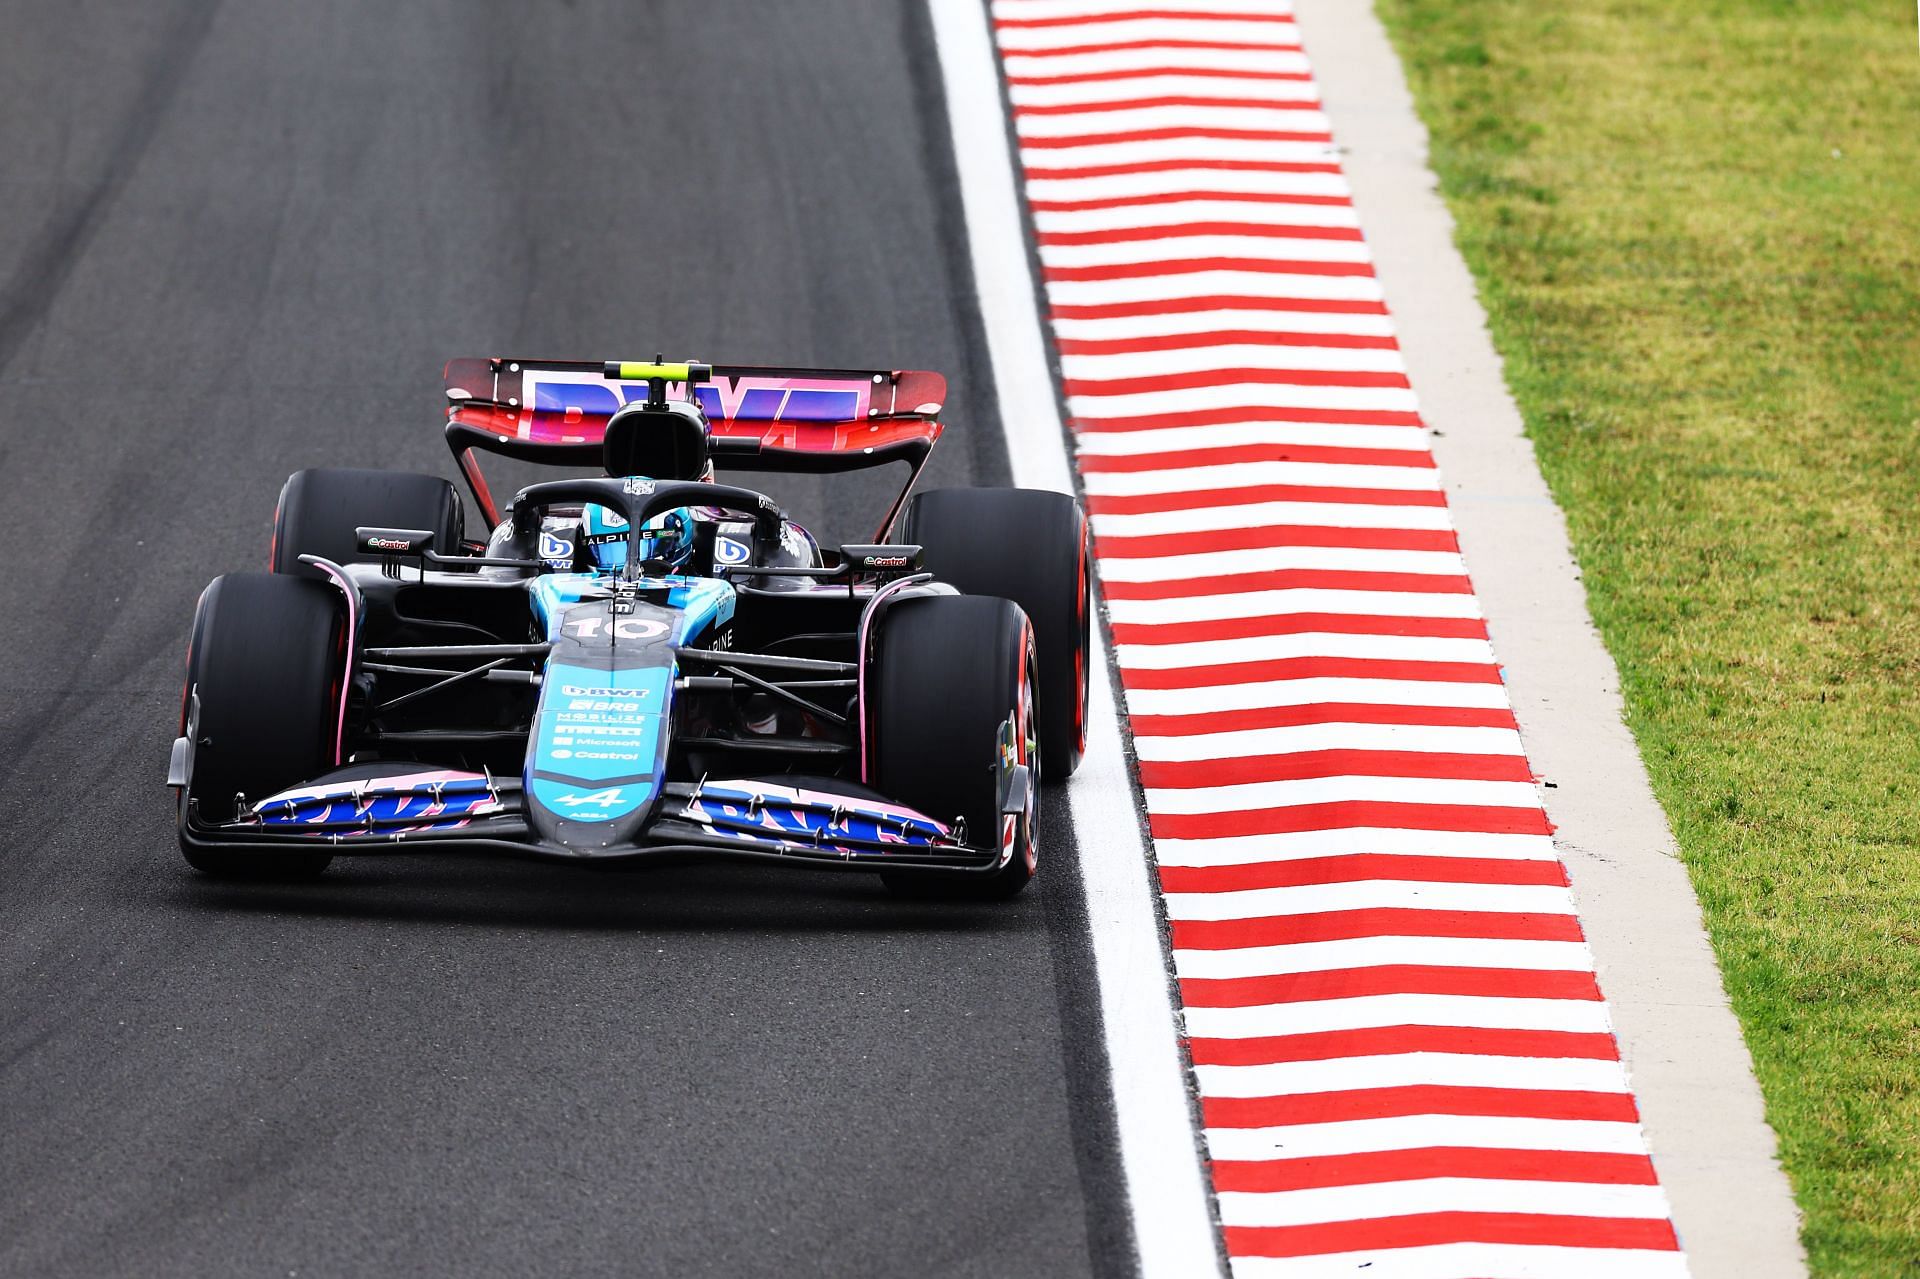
[1287,2,1807,1275]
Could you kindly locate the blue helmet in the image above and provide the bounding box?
[580,503,694,575]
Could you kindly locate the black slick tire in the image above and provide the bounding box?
[870,594,1038,900]
[177,572,343,879]
[900,487,1089,779]
[270,467,462,577]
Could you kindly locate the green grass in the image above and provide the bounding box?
[1370,1,1920,1272]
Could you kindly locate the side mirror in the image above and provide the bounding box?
[355,527,436,556]
[839,544,923,574]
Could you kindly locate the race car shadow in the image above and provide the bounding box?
[168,795,1082,936]
[174,855,1044,937]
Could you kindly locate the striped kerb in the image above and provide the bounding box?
[984,1,1691,1274]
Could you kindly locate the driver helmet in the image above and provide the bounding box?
[580,502,695,574]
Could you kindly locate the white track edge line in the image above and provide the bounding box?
[929,1,1226,1276]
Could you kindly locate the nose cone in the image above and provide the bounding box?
[525,599,677,851]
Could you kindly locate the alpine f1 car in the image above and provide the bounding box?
[169,358,1089,898]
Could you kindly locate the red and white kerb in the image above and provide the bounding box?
[987,1,1689,1274]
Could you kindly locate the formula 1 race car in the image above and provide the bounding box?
[168,358,1089,898]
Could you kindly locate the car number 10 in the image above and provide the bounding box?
[565,616,669,640]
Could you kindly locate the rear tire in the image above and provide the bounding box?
[271,467,463,577]
[177,573,343,879]
[871,595,1038,900]
[900,487,1089,779]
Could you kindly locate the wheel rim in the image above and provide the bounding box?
[1075,519,1089,760]
[1017,635,1040,874]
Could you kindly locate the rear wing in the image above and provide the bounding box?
[441,357,948,532]
[444,357,944,457]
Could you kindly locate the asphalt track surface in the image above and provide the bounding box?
[0,4,1126,1275]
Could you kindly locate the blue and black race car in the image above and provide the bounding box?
[169,359,1089,898]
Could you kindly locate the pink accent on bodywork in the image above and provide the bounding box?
[700,779,949,833]
[442,359,946,433]
[305,558,358,767]
[855,574,937,784]
[455,446,501,527]
[256,769,486,810]
[256,769,504,834]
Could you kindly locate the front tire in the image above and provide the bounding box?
[271,467,463,577]
[870,594,1039,900]
[177,573,343,879]
[900,487,1089,779]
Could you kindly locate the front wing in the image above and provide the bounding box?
[177,770,1016,876]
